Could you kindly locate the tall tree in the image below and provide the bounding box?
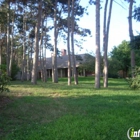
[128,0,135,77]
[31,0,42,84]
[6,1,10,76]
[9,8,15,77]
[103,0,113,87]
[95,0,101,88]
[42,18,50,83]
[21,5,27,82]
[67,0,71,85]
[39,12,45,81]
[52,0,58,83]
[27,35,30,81]
[71,0,78,85]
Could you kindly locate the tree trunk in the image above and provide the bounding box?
[6,1,10,76]
[21,13,26,82]
[43,20,48,82]
[9,14,14,77]
[71,0,78,85]
[103,0,108,88]
[67,0,71,85]
[30,38,34,79]
[0,47,1,66]
[27,36,30,81]
[95,0,101,88]
[27,51,30,81]
[0,24,2,71]
[128,0,135,77]
[103,0,113,88]
[40,35,44,81]
[43,50,47,82]
[0,42,1,74]
[39,15,44,81]
[52,0,58,83]
[31,1,42,84]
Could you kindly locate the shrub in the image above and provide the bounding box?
[11,62,20,80]
[0,65,11,93]
[126,66,140,89]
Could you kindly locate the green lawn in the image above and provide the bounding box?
[0,77,140,140]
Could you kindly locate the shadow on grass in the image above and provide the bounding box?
[0,93,140,140]
[9,77,130,92]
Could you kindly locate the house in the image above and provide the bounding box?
[44,49,87,78]
[16,49,93,80]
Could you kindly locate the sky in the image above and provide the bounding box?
[46,0,140,57]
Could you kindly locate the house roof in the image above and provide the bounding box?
[46,54,85,69]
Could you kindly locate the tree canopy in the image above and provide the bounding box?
[109,40,140,78]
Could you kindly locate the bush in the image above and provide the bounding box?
[126,66,140,89]
[11,62,20,80]
[0,65,11,93]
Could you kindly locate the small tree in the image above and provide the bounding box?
[127,66,140,89]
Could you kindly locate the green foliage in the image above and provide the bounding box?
[134,6,140,22]
[135,50,140,66]
[130,35,140,50]
[109,40,140,78]
[127,66,140,89]
[11,62,20,81]
[110,40,130,70]
[0,65,11,93]
[109,40,131,78]
[108,58,119,78]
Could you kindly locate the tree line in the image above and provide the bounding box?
[0,0,140,89]
[0,0,90,86]
[93,0,140,88]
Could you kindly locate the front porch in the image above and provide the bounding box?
[46,68,86,78]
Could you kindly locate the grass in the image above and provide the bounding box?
[0,77,140,140]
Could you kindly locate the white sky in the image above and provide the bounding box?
[46,0,140,57]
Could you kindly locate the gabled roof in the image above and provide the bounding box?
[46,54,85,69]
